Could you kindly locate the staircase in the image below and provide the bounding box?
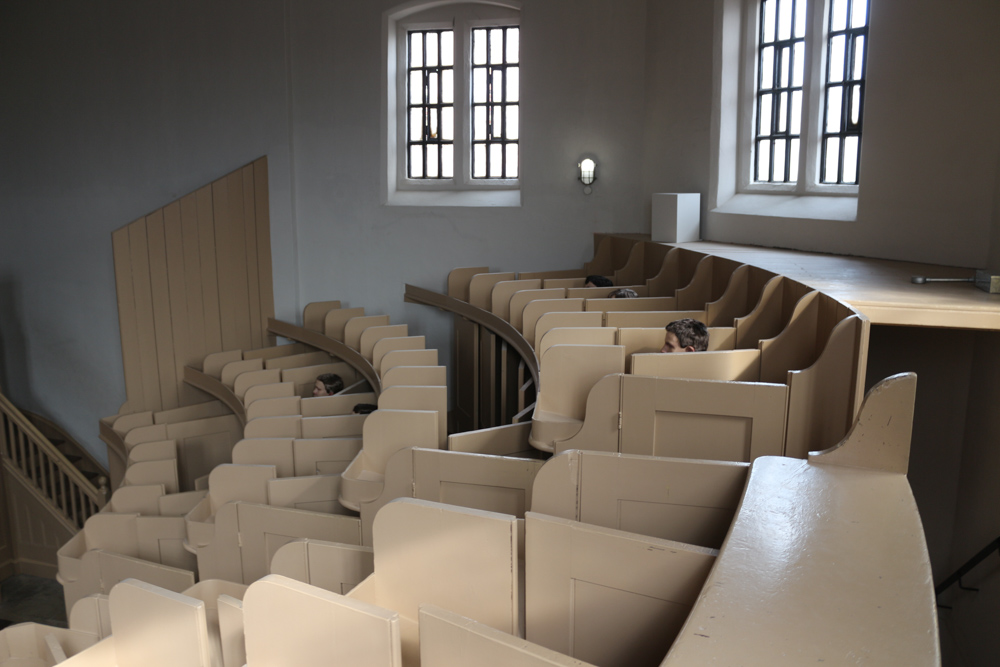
[0,390,108,578]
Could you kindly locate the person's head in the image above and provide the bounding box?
[608,288,638,299]
[661,319,709,353]
[353,403,378,415]
[584,275,614,288]
[313,373,344,397]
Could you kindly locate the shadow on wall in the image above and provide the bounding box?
[0,278,32,400]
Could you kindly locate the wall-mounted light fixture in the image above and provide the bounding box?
[579,158,597,195]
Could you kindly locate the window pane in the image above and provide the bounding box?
[829,35,846,83]
[790,90,802,134]
[774,138,787,181]
[792,41,804,86]
[758,139,771,181]
[441,31,454,67]
[777,91,788,132]
[506,27,519,63]
[507,67,519,102]
[410,32,423,68]
[824,137,840,182]
[789,138,800,180]
[492,69,503,103]
[850,84,862,124]
[760,46,774,89]
[506,105,519,140]
[410,71,423,104]
[492,105,503,138]
[442,144,454,178]
[826,85,843,132]
[490,28,504,63]
[473,144,486,177]
[851,0,869,28]
[762,0,776,43]
[410,108,423,142]
[427,144,439,178]
[794,0,807,38]
[759,94,773,135]
[474,106,487,140]
[843,136,859,183]
[780,46,790,87]
[473,29,486,65]
[410,145,424,178]
[429,107,439,139]
[831,0,848,31]
[442,69,454,103]
[489,143,502,177]
[473,67,487,103]
[428,72,438,104]
[426,31,438,67]
[442,107,454,141]
[853,36,865,80]
[777,0,792,40]
[506,143,518,178]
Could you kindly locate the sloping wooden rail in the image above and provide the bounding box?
[0,391,107,529]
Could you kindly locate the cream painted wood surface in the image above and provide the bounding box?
[270,538,374,596]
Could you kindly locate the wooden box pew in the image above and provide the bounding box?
[323,306,366,342]
[603,310,706,330]
[220,358,266,389]
[243,380,296,409]
[109,400,230,437]
[732,275,813,349]
[582,296,677,314]
[509,289,568,332]
[346,499,519,666]
[419,605,597,667]
[245,391,377,421]
[525,512,717,667]
[644,247,707,298]
[360,324,410,363]
[270,538,375,597]
[672,254,744,313]
[490,279,543,321]
[344,314,392,352]
[381,365,447,389]
[533,311,603,349]
[521,298,585,348]
[554,373,788,464]
[757,290,869,457]
[121,458,180,495]
[372,336,428,376]
[242,574,401,667]
[381,349,439,377]
[281,361,362,399]
[584,234,637,278]
[531,450,748,550]
[302,299,341,333]
[631,348,762,382]
[262,349,335,371]
[230,369,282,403]
[184,464,362,584]
[518,269,588,282]
[57,509,199,616]
[125,438,176,467]
[446,266,491,303]
[536,328,617,360]
[699,264,776,329]
[357,446,547,546]
[528,345,625,453]
[232,438,363,478]
[447,421,534,457]
[0,619,103,665]
[375,385,448,449]
[541,276,586,289]
[468,271,517,309]
[663,374,936,666]
[122,414,243,492]
[618,240,673,289]
[617,327,737,371]
[339,410,440,513]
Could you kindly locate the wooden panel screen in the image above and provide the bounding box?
[112,157,275,414]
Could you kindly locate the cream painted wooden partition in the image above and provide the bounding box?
[112,157,275,414]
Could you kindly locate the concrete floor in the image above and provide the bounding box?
[0,574,67,629]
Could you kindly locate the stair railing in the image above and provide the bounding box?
[936,535,1000,606]
[0,391,108,529]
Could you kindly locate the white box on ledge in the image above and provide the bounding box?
[652,193,701,243]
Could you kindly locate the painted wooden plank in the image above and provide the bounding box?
[225,169,252,351]
[253,157,276,346]
[163,202,200,406]
[196,185,223,353]
[213,177,239,351]
[145,209,179,409]
[127,219,162,411]
[112,224,145,411]
[242,164,263,350]
[180,193,208,374]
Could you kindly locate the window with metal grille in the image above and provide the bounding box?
[471,26,519,179]
[407,29,454,179]
[820,0,868,185]
[749,0,870,190]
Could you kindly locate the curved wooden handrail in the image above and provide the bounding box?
[267,318,382,395]
[404,283,540,390]
[183,366,247,425]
